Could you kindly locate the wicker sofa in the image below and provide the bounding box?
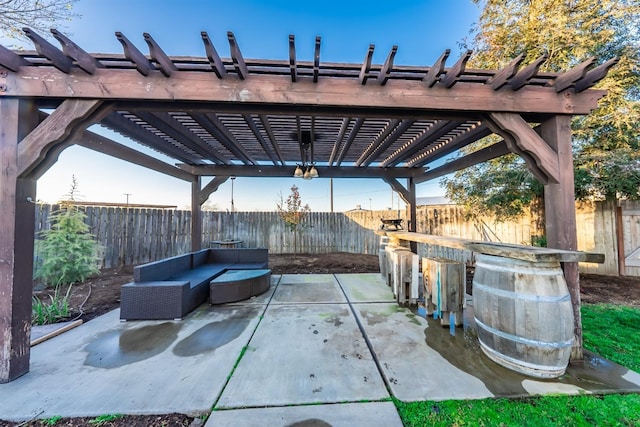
[120,248,268,320]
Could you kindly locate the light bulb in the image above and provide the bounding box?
[309,166,319,178]
[294,165,303,177]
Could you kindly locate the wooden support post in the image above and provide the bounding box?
[384,177,418,253]
[191,176,202,252]
[407,177,417,253]
[0,99,38,383]
[541,115,583,361]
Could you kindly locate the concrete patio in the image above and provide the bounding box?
[1,273,639,425]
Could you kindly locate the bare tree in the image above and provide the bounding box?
[0,0,79,42]
[276,185,311,256]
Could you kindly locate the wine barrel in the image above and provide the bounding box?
[472,254,574,378]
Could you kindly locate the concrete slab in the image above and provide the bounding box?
[271,274,346,304]
[354,303,493,401]
[3,273,639,423]
[335,273,395,303]
[356,302,640,401]
[217,303,388,408]
[206,402,403,427]
[0,305,263,421]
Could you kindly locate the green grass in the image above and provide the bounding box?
[394,394,640,427]
[582,304,640,372]
[394,303,640,426]
[88,414,124,425]
[43,416,62,425]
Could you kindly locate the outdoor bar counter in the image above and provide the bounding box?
[378,230,604,379]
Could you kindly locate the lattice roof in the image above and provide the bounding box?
[0,29,616,181]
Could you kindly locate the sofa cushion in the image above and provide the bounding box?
[134,253,191,282]
[237,248,269,263]
[208,249,239,264]
[191,249,210,267]
[171,264,231,289]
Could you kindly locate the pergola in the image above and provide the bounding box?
[0,29,616,382]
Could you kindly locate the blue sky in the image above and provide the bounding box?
[12,0,481,211]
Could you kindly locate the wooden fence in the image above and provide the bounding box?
[35,206,381,268]
[34,201,640,276]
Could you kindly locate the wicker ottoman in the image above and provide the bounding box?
[210,269,271,304]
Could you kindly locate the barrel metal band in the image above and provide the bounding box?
[475,260,560,276]
[475,317,574,349]
[473,282,571,303]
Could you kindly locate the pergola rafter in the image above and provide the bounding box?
[0,27,615,383]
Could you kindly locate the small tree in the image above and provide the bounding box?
[35,176,101,287]
[276,185,311,256]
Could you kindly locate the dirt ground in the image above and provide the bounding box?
[12,252,640,426]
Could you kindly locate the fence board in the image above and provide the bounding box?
[32,201,627,276]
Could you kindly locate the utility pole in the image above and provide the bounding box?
[124,193,131,205]
[230,176,235,213]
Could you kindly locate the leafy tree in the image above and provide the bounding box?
[35,176,101,287]
[445,0,640,222]
[0,0,79,43]
[276,185,311,256]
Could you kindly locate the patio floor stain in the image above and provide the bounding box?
[84,322,181,369]
[173,307,260,357]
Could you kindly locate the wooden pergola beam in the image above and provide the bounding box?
[134,111,219,162]
[415,140,510,184]
[2,69,606,115]
[73,129,193,182]
[101,112,205,165]
[423,49,450,87]
[377,45,397,85]
[243,114,279,165]
[409,122,492,168]
[199,176,230,205]
[359,44,375,85]
[335,117,364,166]
[486,112,560,184]
[257,115,286,164]
[177,164,426,179]
[201,31,227,79]
[359,120,415,167]
[328,118,351,166]
[17,99,104,177]
[51,29,103,74]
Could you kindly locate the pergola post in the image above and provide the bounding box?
[191,176,202,252]
[407,177,417,253]
[0,99,38,383]
[541,115,582,361]
[384,176,417,252]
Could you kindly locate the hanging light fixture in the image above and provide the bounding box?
[292,129,320,179]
